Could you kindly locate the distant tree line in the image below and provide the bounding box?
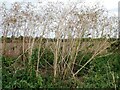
[1,35,119,43]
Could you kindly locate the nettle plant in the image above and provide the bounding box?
[0,1,118,83]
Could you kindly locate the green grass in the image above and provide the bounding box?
[2,51,120,89]
[82,53,120,88]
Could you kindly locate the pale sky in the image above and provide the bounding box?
[0,0,119,16]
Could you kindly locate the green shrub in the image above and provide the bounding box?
[82,53,120,88]
[74,52,93,76]
[2,47,120,88]
[2,56,43,89]
[32,48,54,68]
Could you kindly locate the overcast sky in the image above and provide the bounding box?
[0,0,119,38]
[0,0,119,16]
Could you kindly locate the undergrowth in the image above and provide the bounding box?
[2,49,120,89]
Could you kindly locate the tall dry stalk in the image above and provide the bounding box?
[0,1,118,83]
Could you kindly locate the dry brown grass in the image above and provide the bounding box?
[1,40,110,57]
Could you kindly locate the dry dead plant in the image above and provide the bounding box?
[0,1,118,82]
